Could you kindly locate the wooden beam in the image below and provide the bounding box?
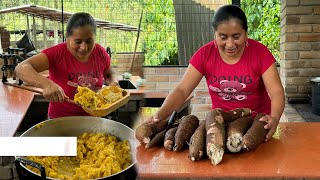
[42,18,47,48]
[32,15,37,51]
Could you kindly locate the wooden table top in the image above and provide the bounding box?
[136,122,320,179]
[0,84,34,136]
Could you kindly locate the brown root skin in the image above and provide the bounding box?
[205,109,225,165]
[221,108,252,123]
[164,127,178,150]
[226,117,253,153]
[135,123,154,144]
[242,113,268,151]
[188,120,206,161]
[135,120,168,144]
[145,129,167,149]
[173,115,199,152]
[143,137,151,144]
[163,140,174,151]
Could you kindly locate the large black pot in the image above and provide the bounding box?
[14,116,138,180]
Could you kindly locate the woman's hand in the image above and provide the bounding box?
[259,115,279,142]
[109,81,119,86]
[146,115,162,123]
[42,81,68,102]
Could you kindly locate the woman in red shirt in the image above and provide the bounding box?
[15,12,118,118]
[149,5,285,142]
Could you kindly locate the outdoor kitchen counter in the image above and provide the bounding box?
[0,84,34,137]
[0,75,145,137]
[136,122,320,180]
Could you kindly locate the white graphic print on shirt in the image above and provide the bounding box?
[209,80,249,101]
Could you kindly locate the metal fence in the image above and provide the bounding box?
[0,0,230,66]
[0,0,142,56]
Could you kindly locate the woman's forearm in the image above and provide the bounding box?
[261,63,285,122]
[153,64,203,121]
[15,63,52,89]
[156,87,191,121]
[104,67,118,85]
[270,89,285,122]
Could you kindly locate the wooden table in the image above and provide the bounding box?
[0,84,35,136]
[136,122,320,179]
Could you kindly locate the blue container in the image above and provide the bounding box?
[311,77,320,116]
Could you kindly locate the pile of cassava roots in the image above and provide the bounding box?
[135,108,268,165]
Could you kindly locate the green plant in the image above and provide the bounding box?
[142,0,178,66]
[241,0,280,63]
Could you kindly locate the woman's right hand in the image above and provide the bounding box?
[42,81,68,102]
[146,115,162,123]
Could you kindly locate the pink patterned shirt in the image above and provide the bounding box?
[190,39,275,114]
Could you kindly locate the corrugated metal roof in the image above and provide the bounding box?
[0,5,139,32]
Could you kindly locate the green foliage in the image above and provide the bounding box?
[141,0,177,66]
[241,0,280,63]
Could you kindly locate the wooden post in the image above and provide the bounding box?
[32,15,37,51]
[54,21,59,45]
[0,34,2,53]
[42,18,47,48]
[26,15,30,36]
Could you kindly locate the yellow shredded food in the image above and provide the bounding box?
[98,86,123,104]
[73,86,124,110]
[35,122,45,129]
[26,132,132,180]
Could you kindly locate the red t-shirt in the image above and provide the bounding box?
[42,43,110,118]
[190,39,275,115]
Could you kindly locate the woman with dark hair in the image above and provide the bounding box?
[148,5,285,142]
[15,12,118,118]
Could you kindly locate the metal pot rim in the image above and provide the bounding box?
[15,116,138,180]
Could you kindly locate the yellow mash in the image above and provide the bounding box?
[99,85,123,104]
[26,132,132,180]
[73,86,123,109]
[35,121,45,129]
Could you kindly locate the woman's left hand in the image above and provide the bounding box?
[259,115,279,142]
[109,81,119,86]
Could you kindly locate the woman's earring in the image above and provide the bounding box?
[246,41,249,47]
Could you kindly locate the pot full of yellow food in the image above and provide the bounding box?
[14,116,138,180]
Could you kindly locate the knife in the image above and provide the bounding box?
[166,111,177,131]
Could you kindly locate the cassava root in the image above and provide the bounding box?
[221,108,252,123]
[226,117,253,152]
[173,115,199,151]
[135,119,168,144]
[145,129,167,148]
[164,127,178,150]
[205,109,225,165]
[188,120,206,161]
[242,113,268,151]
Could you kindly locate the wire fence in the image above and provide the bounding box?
[0,0,142,57]
[1,0,261,66]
